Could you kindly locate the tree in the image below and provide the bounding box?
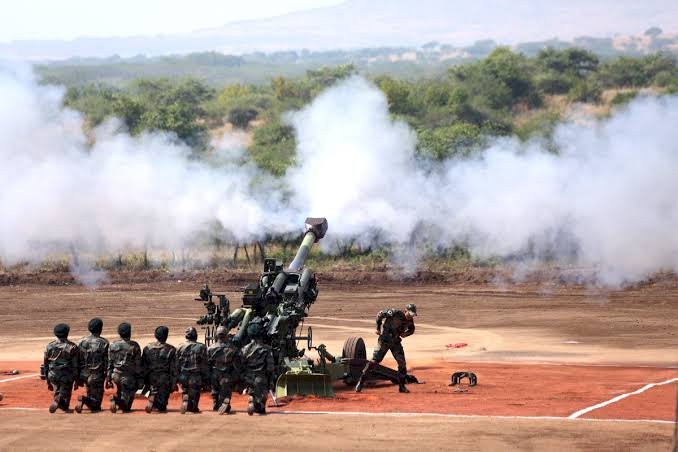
[375,76,418,115]
[567,78,602,103]
[416,123,481,160]
[644,27,663,39]
[228,108,258,129]
[249,119,296,176]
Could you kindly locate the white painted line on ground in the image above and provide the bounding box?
[568,377,678,419]
[1,406,671,424]
[0,374,39,384]
[277,410,676,424]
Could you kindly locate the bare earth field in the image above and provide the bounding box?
[0,273,676,451]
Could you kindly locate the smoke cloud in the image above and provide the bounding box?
[1,67,677,286]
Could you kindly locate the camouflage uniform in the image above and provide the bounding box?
[241,322,274,415]
[142,326,177,413]
[356,304,417,393]
[76,318,109,412]
[372,308,415,372]
[177,327,208,413]
[107,323,143,413]
[44,324,79,412]
[207,326,241,414]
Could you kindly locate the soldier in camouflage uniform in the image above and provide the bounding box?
[177,327,208,414]
[240,320,274,416]
[142,326,177,413]
[44,323,79,413]
[207,326,241,415]
[355,303,417,393]
[107,322,143,413]
[75,318,109,413]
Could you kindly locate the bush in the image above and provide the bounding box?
[567,79,602,103]
[610,90,638,107]
[249,120,296,176]
[416,123,482,160]
[228,108,258,129]
[535,73,574,94]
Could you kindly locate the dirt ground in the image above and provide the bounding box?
[0,273,677,451]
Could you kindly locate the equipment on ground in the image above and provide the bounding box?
[449,371,477,387]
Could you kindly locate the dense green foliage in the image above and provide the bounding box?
[58,48,677,176]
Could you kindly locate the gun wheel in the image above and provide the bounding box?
[342,336,366,385]
[342,336,366,360]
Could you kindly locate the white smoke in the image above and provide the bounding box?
[286,77,678,285]
[0,64,295,268]
[1,67,677,286]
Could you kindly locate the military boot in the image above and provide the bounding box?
[247,397,255,416]
[49,400,58,413]
[219,399,231,414]
[75,395,84,413]
[109,396,118,413]
[180,394,189,414]
[398,383,410,393]
[145,394,154,414]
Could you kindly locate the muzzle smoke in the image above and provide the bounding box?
[1,68,677,286]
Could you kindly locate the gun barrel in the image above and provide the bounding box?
[287,217,328,271]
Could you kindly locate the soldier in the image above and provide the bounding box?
[355,303,417,393]
[106,322,142,413]
[240,320,274,416]
[141,326,177,413]
[177,327,208,414]
[207,326,241,415]
[43,323,79,413]
[75,317,109,413]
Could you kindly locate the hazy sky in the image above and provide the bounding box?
[0,0,345,42]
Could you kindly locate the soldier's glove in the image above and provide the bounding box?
[375,329,381,335]
[47,382,54,392]
[105,379,113,389]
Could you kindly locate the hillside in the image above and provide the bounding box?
[2,0,677,60]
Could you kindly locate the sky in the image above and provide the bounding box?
[0,0,345,42]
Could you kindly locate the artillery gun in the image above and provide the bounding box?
[193,217,411,397]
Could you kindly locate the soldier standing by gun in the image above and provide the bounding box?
[106,322,143,413]
[75,318,109,413]
[43,323,79,413]
[241,320,274,416]
[177,327,208,414]
[142,326,177,413]
[207,326,241,415]
[355,304,417,394]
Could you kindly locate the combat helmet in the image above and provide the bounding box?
[405,303,417,317]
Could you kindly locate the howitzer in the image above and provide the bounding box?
[192,217,408,398]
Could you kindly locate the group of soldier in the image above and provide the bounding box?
[43,301,418,415]
[43,317,273,415]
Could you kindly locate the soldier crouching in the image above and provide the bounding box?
[44,323,79,413]
[356,304,417,393]
[107,322,143,413]
[142,326,177,413]
[207,326,241,415]
[76,317,109,413]
[241,320,274,416]
[177,327,208,414]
